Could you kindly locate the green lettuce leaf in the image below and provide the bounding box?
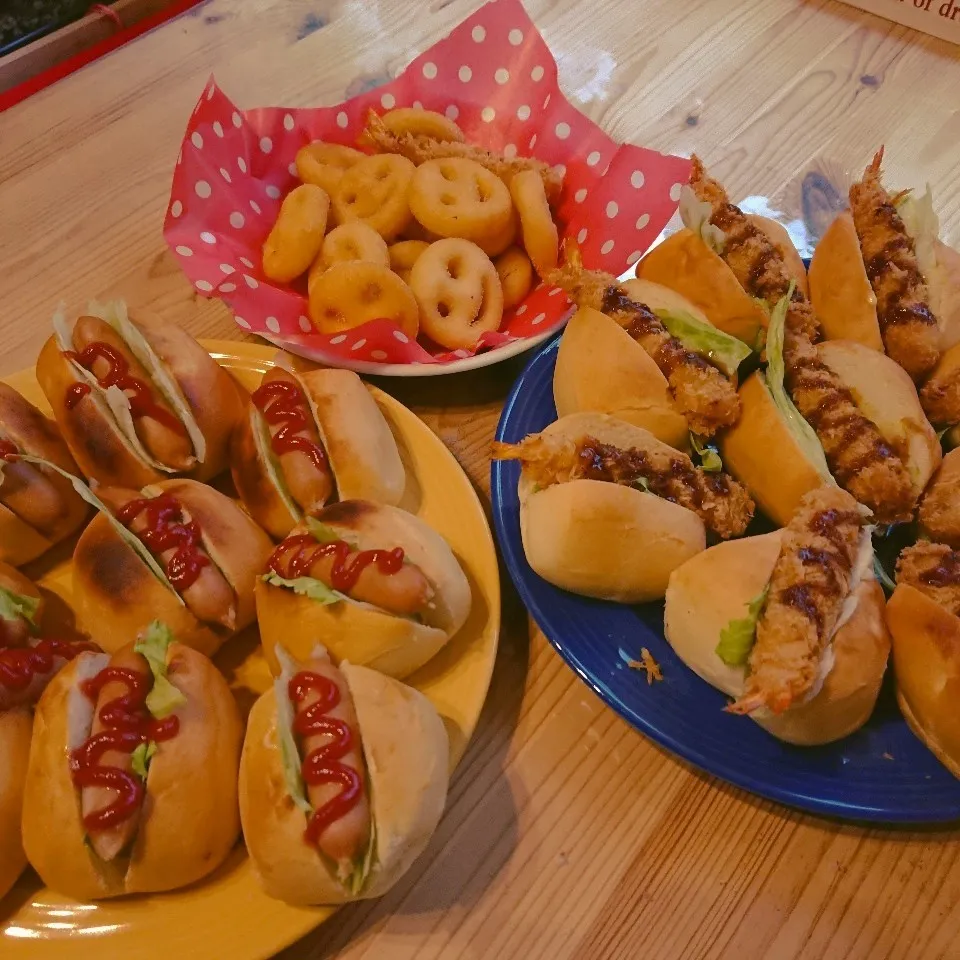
[678,185,726,254]
[690,434,722,473]
[654,308,753,377]
[262,572,345,605]
[632,476,651,492]
[0,586,40,627]
[250,406,301,527]
[16,454,181,601]
[305,518,345,544]
[764,286,833,482]
[131,741,158,780]
[715,585,769,666]
[134,621,187,718]
[274,650,313,816]
[873,556,897,594]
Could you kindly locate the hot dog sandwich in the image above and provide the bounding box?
[232,357,406,539]
[256,500,471,679]
[37,302,242,487]
[240,646,448,904]
[22,621,242,899]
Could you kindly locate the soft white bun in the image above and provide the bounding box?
[932,240,960,351]
[635,228,768,346]
[239,661,449,905]
[808,212,883,350]
[664,532,891,745]
[553,306,689,449]
[257,500,471,679]
[886,583,960,779]
[816,339,941,495]
[0,708,31,901]
[515,413,705,603]
[22,644,243,899]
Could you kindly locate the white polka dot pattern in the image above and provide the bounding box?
[162,0,692,365]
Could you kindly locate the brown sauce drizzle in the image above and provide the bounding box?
[778,508,861,630]
[920,550,960,588]
[600,288,711,378]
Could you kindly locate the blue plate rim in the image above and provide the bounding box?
[490,332,960,826]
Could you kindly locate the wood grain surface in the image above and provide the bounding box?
[1,1,959,957]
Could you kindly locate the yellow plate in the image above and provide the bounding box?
[0,341,500,958]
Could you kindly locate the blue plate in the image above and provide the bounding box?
[491,334,960,823]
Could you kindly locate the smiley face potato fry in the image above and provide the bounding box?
[319,222,390,271]
[409,158,513,247]
[409,238,504,350]
[309,261,419,338]
[332,154,416,242]
[388,240,431,284]
[262,184,331,283]
[295,142,365,197]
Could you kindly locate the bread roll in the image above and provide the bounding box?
[553,306,689,449]
[886,583,960,779]
[808,212,883,350]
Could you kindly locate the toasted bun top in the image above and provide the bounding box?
[816,339,940,494]
[130,310,242,481]
[150,478,274,627]
[718,371,827,527]
[297,367,405,506]
[635,229,768,345]
[808,212,882,351]
[72,515,223,656]
[552,306,689,449]
[315,500,471,636]
[0,382,81,473]
[886,582,960,779]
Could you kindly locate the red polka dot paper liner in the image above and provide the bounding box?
[164,0,690,368]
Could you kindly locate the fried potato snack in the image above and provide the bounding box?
[510,169,559,277]
[409,239,504,350]
[380,108,464,143]
[295,142,365,196]
[319,222,390,270]
[262,184,330,283]
[388,240,431,284]
[333,154,416,241]
[410,158,513,246]
[309,261,419,338]
[495,246,534,310]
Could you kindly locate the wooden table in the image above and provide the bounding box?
[2,1,960,957]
